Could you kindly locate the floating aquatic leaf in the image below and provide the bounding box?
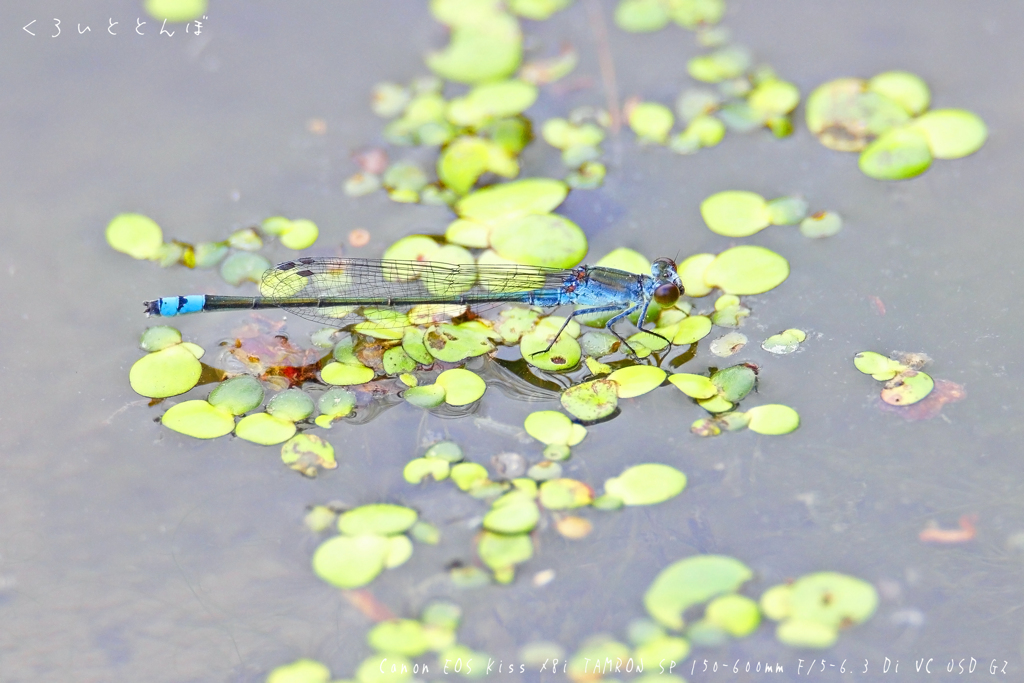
[279,219,319,250]
[456,178,568,222]
[435,368,486,406]
[519,45,579,84]
[560,379,618,421]
[193,241,229,268]
[711,294,749,328]
[384,534,414,568]
[866,70,930,116]
[266,659,332,683]
[703,245,789,295]
[542,118,605,151]
[678,253,715,297]
[671,0,724,27]
[139,326,182,352]
[805,77,911,152]
[853,351,907,381]
[761,328,806,354]
[711,365,756,402]
[529,462,563,482]
[130,344,203,398]
[858,125,932,180]
[628,102,674,144]
[880,370,934,406]
[484,492,541,534]
[748,79,800,117]
[521,317,582,371]
[404,384,447,409]
[382,346,417,375]
[220,251,271,286]
[490,213,587,268]
[776,619,838,648]
[700,191,772,237]
[106,213,164,260]
[312,534,391,589]
[697,394,733,414]
[354,653,414,683]
[608,365,666,398]
[766,196,808,225]
[339,504,417,536]
[524,410,586,446]
[566,161,606,189]
[208,375,264,415]
[477,531,533,580]
[234,412,297,445]
[144,0,206,22]
[688,46,751,83]
[745,404,799,435]
[446,80,538,128]
[425,440,465,462]
[910,108,988,159]
[315,388,356,424]
[451,462,490,491]
[676,88,721,121]
[567,638,632,682]
[765,571,878,648]
[367,619,430,658]
[424,322,496,362]
[281,433,337,475]
[644,555,754,629]
[426,13,522,85]
[614,0,669,32]
[227,227,262,251]
[404,457,451,484]
[669,114,725,154]
[161,400,235,439]
[709,332,747,357]
[266,388,315,421]
[604,464,686,506]
[321,361,375,386]
[371,81,411,118]
[800,210,843,238]
[538,478,593,509]
[668,373,717,399]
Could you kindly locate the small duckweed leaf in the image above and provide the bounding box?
[748,79,800,116]
[404,457,451,484]
[208,375,264,415]
[745,404,800,435]
[880,370,934,406]
[220,251,271,287]
[766,196,809,225]
[608,365,667,398]
[853,351,906,381]
[382,234,440,262]
[709,331,748,357]
[281,433,337,474]
[383,346,417,375]
[312,534,390,588]
[911,108,988,159]
[521,324,582,372]
[339,504,417,537]
[490,213,588,268]
[139,326,181,352]
[628,102,675,144]
[266,388,315,421]
[538,478,593,509]
[318,387,356,418]
[867,71,930,116]
[668,373,717,399]
[451,462,490,491]
[483,494,541,534]
[321,361,375,386]
[106,213,164,260]
[477,530,533,574]
[424,323,496,362]
[688,46,751,83]
[383,535,414,568]
[787,571,878,628]
[704,245,789,295]
[644,555,754,629]
[805,77,911,152]
[426,13,522,85]
[367,619,431,657]
[409,521,441,545]
[762,329,805,354]
[404,384,447,409]
[711,365,756,402]
[561,379,618,421]
[234,413,296,445]
[161,400,235,439]
[265,659,331,683]
[632,636,690,666]
[678,253,715,297]
[800,211,843,238]
[776,619,838,649]
[279,219,319,250]
[401,328,434,366]
[130,344,202,398]
[858,125,932,180]
[227,227,262,251]
[425,440,465,463]
[697,394,733,414]
[524,410,574,445]
[604,463,686,506]
[444,218,492,248]
[700,191,771,237]
[456,178,568,222]
[759,584,792,621]
[615,0,669,32]
[435,368,486,406]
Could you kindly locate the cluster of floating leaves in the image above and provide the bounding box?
[807,71,987,180]
[701,190,842,239]
[106,212,319,286]
[854,350,935,406]
[401,438,687,584]
[266,600,486,683]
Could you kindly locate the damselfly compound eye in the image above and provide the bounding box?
[653,283,680,306]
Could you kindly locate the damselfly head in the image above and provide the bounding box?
[651,257,684,302]
[653,283,680,306]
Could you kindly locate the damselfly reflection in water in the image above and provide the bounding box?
[145,256,684,355]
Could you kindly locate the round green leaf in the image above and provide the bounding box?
[451,462,489,491]
[608,365,666,398]
[628,102,674,144]
[321,361,375,386]
[318,388,356,418]
[766,196,809,225]
[880,370,934,406]
[703,245,789,295]
[672,315,713,344]
[800,211,843,238]
[312,534,390,588]
[161,400,235,439]
[490,213,587,268]
[668,373,717,399]
[234,412,297,445]
[858,125,932,180]
[426,13,522,85]
[403,384,447,409]
[483,493,541,534]
[382,235,440,262]
[805,77,911,152]
[744,404,800,434]
[705,594,761,637]
[604,464,686,506]
[339,504,418,536]
[524,410,575,445]
[281,433,336,472]
[455,178,568,221]
[435,368,486,406]
[266,389,315,421]
[279,219,319,250]
[208,375,265,415]
[643,555,754,629]
[867,70,930,116]
[520,321,582,372]
[424,440,465,462]
[424,323,495,362]
[711,365,756,402]
[266,659,331,683]
[911,108,988,159]
[748,80,800,116]
[560,379,618,421]
[477,530,533,578]
[700,191,771,237]
[368,619,431,657]
[615,0,669,32]
[776,619,838,649]
[788,571,878,628]
[106,213,163,260]
[139,326,182,352]
[538,478,593,509]
[129,345,202,398]
[403,457,451,484]
[220,251,271,286]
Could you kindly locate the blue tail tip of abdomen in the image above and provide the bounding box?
[144,295,206,317]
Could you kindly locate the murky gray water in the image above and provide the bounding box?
[3,0,1024,680]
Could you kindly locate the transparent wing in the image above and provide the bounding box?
[258,257,573,328]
